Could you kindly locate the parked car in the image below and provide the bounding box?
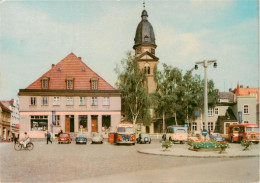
[91,133,103,144]
[58,133,72,144]
[209,133,224,142]
[137,133,151,144]
[75,133,87,144]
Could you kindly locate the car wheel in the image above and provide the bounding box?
[101,141,103,144]
[149,140,151,144]
[132,143,135,145]
[58,142,60,144]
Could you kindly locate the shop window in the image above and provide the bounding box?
[102,115,111,129]
[31,115,48,131]
[79,115,88,131]
[30,97,37,106]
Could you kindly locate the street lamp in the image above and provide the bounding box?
[194,60,217,135]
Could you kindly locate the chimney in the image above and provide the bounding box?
[52,64,55,68]
[78,57,81,60]
[247,86,249,88]
[229,88,232,92]
[240,85,243,88]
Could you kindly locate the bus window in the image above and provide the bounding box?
[246,127,259,132]
[176,129,186,133]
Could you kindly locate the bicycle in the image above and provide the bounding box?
[14,141,34,151]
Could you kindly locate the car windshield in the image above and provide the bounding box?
[246,127,259,132]
[117,127,134,133]
[77,134,86,138]
[141,134,149,138]
[92,133,101,137]
[60,134,68,137]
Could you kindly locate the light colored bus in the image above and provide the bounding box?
[165,126,188,144]
[115,123,136,145]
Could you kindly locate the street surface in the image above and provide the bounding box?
[0,140,259,183]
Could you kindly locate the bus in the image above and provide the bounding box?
[165,125,188,144]
[115,123,136,145]
[228,123,259,143]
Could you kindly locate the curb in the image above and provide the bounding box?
[137,150,259,158]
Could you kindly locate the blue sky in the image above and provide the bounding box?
[0,0,258,100]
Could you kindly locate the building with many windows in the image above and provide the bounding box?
[18,53,121,138]
[0,102,12,140]
[0,99,20,137]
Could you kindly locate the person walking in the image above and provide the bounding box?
[46,131,52,144]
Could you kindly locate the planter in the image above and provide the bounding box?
[219,147,227,154]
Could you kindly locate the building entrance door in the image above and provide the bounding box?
[225,123,230,134]
[65,117,70,133]
[91,116,98,133]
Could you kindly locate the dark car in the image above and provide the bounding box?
[58,133,72,144]
[75,134,87,144]
[137,133,151,144]
[209,133,224,142]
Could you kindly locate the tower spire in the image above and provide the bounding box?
[143,0,145,10]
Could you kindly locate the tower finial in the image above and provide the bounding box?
[143,0,145,10]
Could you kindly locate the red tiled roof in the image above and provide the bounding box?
[26,53,115,90]
[233,85,259,101]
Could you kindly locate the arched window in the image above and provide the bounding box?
[144,63,150,75]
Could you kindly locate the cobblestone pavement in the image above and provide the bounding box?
[0,140,259,183]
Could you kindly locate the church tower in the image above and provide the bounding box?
[133,8,159,93]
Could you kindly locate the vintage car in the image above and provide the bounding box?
[58,133,72,144]
[115,123,135,145]
[228,123,259,143]
[75,133,87,144]
[91,133,103,144]
[137,133,151,144]
[209,133,224,142]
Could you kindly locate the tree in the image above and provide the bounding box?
[115,52,151,126]
[151,64,182,132]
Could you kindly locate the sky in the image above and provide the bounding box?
[0,0,259,100]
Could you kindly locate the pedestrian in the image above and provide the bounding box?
[46,131,52,144]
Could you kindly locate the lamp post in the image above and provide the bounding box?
[195,60,217,134]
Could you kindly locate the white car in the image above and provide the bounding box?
[91,133,103,144]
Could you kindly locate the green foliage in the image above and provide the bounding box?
[188,140,230,148]
[241,140,253,147]
[152,63,218,126]
[115,51,151,125]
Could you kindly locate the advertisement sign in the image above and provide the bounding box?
[238,111,242,124]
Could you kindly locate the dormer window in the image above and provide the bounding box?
[144,35,149,42]
[151,48,155,54]
[91,77,99,90]
[66,77,74,90]
[41,77,49,89]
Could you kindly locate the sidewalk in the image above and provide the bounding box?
[137,143,259,158]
